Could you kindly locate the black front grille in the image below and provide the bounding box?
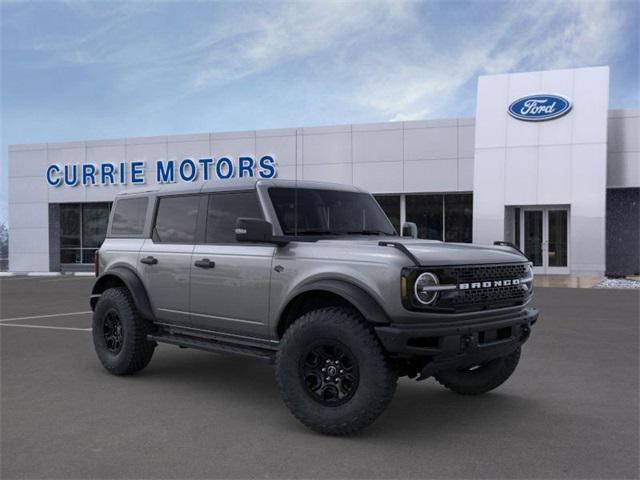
[432,262,531,312]
[452,284,526,306]
[456,264,529,283]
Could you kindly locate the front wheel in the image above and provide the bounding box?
[275,307,397,436]
[92,287,156,375]
[434,348,521,395]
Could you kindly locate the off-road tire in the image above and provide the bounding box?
[434,347,521,395]
[92,287,155,375]
[276,307,397,435]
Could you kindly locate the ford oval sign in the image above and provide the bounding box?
[508,94,572,121]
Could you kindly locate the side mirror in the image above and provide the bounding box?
[401,222,418,239]
[235,218,275,243]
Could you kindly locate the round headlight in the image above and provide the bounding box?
[525,263,534,293]
[527,263,534,278]
[414,272,439,305]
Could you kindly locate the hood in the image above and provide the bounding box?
[397,239,526,266]
[315,237,526,266]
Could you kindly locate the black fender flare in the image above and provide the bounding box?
[282,279,391,326]
[90,266,155,321]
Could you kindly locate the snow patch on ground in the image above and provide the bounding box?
[593,278,640,289]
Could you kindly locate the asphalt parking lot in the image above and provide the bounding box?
[1,276,638,479]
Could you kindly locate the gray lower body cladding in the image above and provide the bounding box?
[374,307,538,378]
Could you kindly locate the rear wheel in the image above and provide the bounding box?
[92,287,155,375]
[434,348,521,395]
[276,307,397,435]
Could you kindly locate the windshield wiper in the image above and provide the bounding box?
[295,229,341,235]
[294,229,394,236]
[345,230,393,236]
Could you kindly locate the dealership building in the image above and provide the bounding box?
[7,66,639,276]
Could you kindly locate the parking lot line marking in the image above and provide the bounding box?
[41,277,94,283]
[0,311,92,323]
[0,323,91,332]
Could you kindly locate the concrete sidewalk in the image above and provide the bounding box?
[533,275,603,288]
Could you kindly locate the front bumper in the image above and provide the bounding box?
[374,307,538,379]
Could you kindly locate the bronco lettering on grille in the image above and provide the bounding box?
[458,279,521,290]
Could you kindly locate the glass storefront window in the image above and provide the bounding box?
[406,194,443,240]
[406,193,473,243]
[60,249,81,264]
[444,194,473,243]
[82,249,99,264]
[374,195,400,233]
[60,204,81,248]
[82,204,110,248]
[59,203,111,264]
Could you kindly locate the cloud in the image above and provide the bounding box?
[188,1,414,90]
[2,0,632,122]
[9,0,415,105]
[349,0,626,120]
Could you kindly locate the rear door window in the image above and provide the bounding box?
[110,197,148,236]
[205,191,263,244]
[153,195,200,244]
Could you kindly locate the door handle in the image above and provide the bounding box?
[194,258,215,269]
[140,256,158,265]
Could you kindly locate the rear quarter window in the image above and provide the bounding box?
[110,197,148,236]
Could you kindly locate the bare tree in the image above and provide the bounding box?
[0,222,8,260]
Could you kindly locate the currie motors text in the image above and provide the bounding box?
[46,155,277,187]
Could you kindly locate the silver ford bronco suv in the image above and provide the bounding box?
[91,179,538,435]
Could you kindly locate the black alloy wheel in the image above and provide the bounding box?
[300,341,359,406]
[275,306,398,435]
[103,309,124,354]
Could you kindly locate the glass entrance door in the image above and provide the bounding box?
[518,207,569,274]
[546,209,569,273]
[523,210,543,268]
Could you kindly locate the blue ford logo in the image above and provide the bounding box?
[508,94,572,121]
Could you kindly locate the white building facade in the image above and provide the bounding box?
[7,66,640,275]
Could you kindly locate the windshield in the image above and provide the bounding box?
[268,187,397,236]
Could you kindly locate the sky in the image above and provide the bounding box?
[1,0,638,226]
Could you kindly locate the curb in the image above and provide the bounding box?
[0,272,94,277]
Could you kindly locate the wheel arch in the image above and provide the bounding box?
[90,266,155,321]
[276,279,391,338]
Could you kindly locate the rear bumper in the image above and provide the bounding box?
[374,307,538,378]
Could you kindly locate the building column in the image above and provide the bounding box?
[399,194,406,234]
